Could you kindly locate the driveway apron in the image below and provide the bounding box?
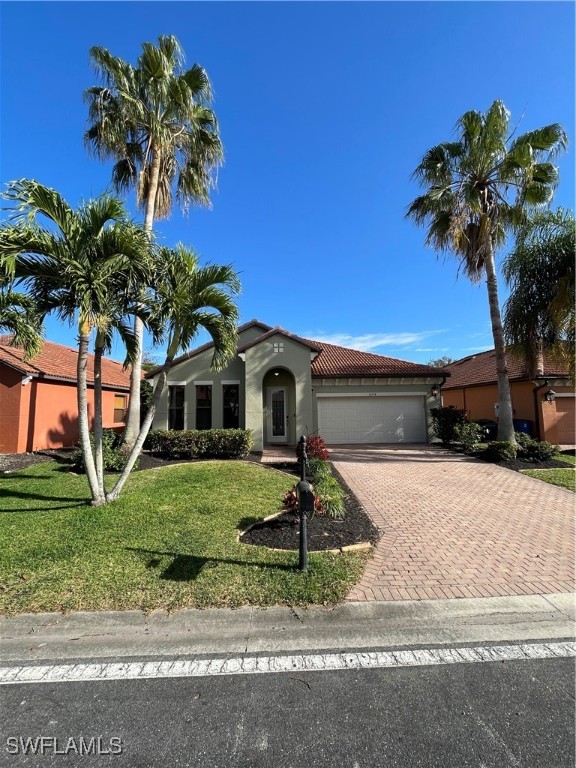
[330,445,575,602]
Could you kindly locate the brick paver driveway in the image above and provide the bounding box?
[330,445,575,602]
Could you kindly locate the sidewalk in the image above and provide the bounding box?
[1,593,574,663]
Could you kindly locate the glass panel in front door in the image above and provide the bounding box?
[272,390,285,437]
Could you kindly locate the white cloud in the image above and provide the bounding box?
[306,330,445,352]
[413,347,450,353]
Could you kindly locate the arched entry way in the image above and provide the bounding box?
[262,367,296,445]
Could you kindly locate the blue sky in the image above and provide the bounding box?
[1,1,574,365]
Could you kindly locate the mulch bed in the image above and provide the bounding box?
[240,463,380,552]
[476,448,575,473]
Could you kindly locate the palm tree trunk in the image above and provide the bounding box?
[93,331,105,497]
[122,148,162,450]
[484,245,516,443]
[107,335,179,502]
[77,327,104,504]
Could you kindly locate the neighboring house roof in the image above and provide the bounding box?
[0,336,131,390]
[145,320,444,379]
[442,348,571,390]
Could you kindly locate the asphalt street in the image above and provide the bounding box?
[2,653,574,768]
[2,596,574,767]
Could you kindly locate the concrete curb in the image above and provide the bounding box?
[1,593,574,663]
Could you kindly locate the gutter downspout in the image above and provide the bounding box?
[532,379,549,441]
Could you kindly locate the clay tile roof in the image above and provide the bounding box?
[144,320,445,379]
[442,348,571,389]
[0,336,131,390]
[309,340,441,378]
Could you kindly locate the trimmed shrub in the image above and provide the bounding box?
[514,431,533,451]
[145,429,253,459]
[515,433,559,462]
[430,407,468,446]
[454,421,483,453]
[71,429,137,473]
[484,440,518,463]
[296,435,329,461]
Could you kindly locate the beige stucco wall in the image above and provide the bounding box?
[152,348,245,431]
[150,326,265,430]
[244,335,313,451]
[150,328,314,451]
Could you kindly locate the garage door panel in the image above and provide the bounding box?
[318,396,426,444]
[555,398,575,444]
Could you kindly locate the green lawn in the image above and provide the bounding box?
[521,454,576,492]
[0,461,368,615]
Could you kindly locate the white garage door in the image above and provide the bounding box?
[317,396,427,444]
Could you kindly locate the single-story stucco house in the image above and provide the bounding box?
[0,336,131,453]
[147,320,446,452]
[442,348,575,444]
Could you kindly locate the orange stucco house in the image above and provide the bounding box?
[0,336,131,454]
[442,349,575,445]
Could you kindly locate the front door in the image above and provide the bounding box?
[267,387,288,443]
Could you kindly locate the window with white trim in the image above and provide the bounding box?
[195,385,212,430]
[273,342,284,353]
[168,386,185,430]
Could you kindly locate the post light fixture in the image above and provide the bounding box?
[431,384,439,398]
[544,389,557,404]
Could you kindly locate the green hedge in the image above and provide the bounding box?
[145,429,253,459]
[483,440,518,463]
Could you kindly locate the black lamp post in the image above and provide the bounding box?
[296,435,313,572]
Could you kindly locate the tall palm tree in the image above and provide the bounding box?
[84,34,223,448]
[0,180,153,504]
[503,208,575,379]
[107,244,240,501]
[407,100,567,442]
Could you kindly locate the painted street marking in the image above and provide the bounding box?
[1,642,574,686]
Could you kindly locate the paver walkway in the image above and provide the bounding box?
[329,445,575,602]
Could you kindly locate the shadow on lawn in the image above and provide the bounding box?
[126,547,295,581]
[0,487,87,510]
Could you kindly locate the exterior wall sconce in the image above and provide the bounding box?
[431,384,439,398]
[544,389,556,404]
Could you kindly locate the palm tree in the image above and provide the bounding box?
[0,180,153,504]
[84,34,223,448]
[407,100,567,442]
[107,244,240,501]
[0,289,44,361]
[503,208,575,379]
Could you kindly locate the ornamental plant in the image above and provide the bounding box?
[296,435,329,461]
